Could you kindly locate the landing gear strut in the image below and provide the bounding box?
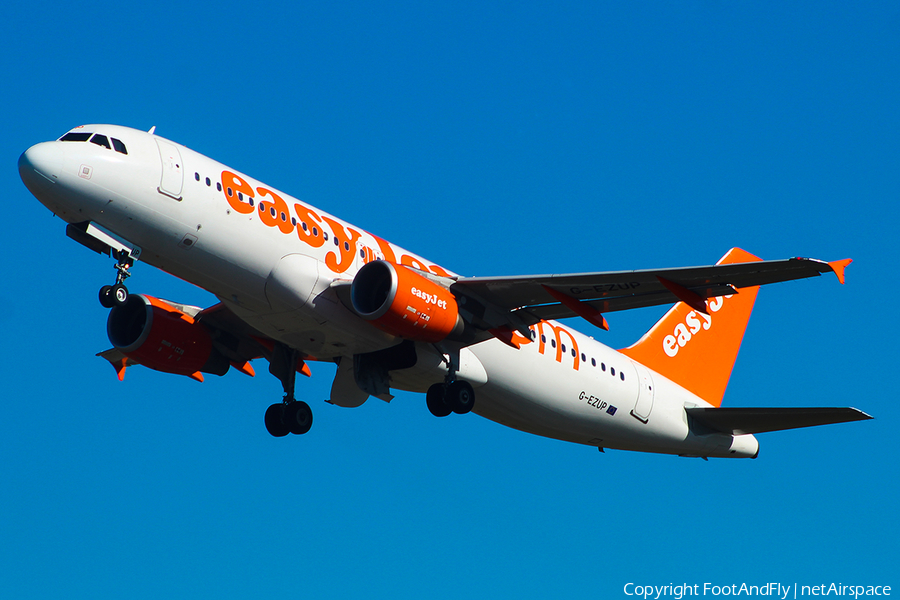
[99,250,134,308]
[265,343,313,437]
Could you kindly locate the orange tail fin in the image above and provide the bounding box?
[619,248,761,407]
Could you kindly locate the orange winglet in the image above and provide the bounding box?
[230,361,256,377]
[657,277,709,314]
[189,371,205,382]
[828,258,852,285]
[541,285,610,331]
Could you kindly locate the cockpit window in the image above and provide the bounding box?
[59,131,128,155]
[90,134,111,149]
[111,138,128,155]
[60,132,92,142]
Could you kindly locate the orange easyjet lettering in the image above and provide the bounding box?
[321,215,362,273]
[662,295,727,357]
[428,264,452,277]
[218,175,450,276]
[257,187,294,235]
[221,171,255,214]
[534,321,580,370]
[401,254,427,272]
[293,202,326,248]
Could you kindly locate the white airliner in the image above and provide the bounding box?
[19,124,871,458]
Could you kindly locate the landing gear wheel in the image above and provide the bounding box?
[283,401,313,435]
[99,285,116,308]
[111,283,129,306]
[447,380,475,414]
[264,403,290,437]
[426,383,452,418]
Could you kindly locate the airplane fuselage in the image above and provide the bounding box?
[21,124,761,457]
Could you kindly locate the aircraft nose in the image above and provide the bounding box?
[19,141,63,187]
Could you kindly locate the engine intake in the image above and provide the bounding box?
[107,294,229,377]
[351,261,462,343]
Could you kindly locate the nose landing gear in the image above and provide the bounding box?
[99,250,134,308]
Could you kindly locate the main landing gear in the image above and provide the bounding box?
[265,401,312,437]
[99,250,134,308]
[426,344,476,418]
[426,380,475,417]
[265,344,313,437]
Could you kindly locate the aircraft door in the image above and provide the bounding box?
[156,139,184,200]
[630,361,655,423]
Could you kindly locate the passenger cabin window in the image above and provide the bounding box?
[60,132,92,142]
[90,134,111,149]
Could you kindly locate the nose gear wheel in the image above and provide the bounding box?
[99,250,134,308]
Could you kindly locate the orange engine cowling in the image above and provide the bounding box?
[107,294,229,377]
[351,261,462,343]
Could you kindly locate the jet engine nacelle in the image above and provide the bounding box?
[107,294,229,377]
[350,261,462,343]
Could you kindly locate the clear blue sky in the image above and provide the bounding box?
[3,1,897,597]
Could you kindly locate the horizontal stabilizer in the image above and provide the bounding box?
[686,407,872,435]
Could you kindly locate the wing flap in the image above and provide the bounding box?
[685,407,872,435]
